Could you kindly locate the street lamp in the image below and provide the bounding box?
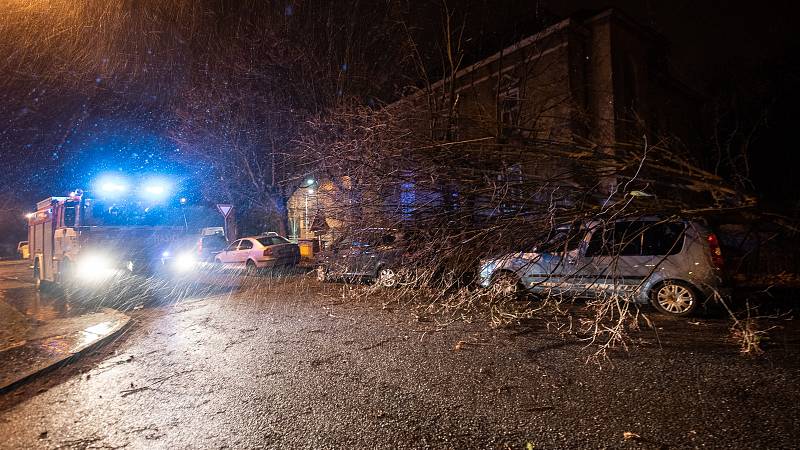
[302,179,317,235]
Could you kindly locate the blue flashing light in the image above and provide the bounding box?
[139,176,172,201]
[144,184,166,195]
[96,175,129,196]
[101,183,127,193]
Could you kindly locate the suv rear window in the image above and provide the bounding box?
[586,221,685,257]
[642,222,685,255]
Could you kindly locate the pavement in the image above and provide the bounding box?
[0,261,131,392]
[0,273,797,449]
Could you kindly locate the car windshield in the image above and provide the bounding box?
[537,226,584,253]
[257,236,290,246]
[356,230,398,247]
[82,199,187,227]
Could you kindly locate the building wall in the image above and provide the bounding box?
[410,9,702,152]
[287,9,705,234]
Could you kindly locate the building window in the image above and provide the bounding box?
[499,87,521,130]
[400,181,416,221]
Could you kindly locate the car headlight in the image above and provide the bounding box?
[173,253,196,272]
[76,253,115,281]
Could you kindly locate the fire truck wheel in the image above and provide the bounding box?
[58,261,77,301]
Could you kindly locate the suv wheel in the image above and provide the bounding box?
[376,267,398,288]
[651,281,698,316]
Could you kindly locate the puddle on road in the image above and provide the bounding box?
[1,287,84,323]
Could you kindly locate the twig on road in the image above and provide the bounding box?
[119,369,193,398]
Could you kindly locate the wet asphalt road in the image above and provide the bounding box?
[0,271,799,449]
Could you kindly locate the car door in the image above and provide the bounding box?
[358,231,395,276]
[580,221,649,298]
[323,235,345,274]
[520,226,584,295]
[218,240,241,264]
[344,231,373,276]
[332,232,368,276]
[235,239,254,266]
[638,221,688,280]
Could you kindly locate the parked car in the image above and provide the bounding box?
[478,218,724,316]
[214,233,300,274]
[17,241,29,260]
[196,233,228,262]
[316,228,407,287]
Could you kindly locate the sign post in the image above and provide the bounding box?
[216,204,236,240]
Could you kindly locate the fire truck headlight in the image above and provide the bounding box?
[77,254,115,281]
[173,253,196,272]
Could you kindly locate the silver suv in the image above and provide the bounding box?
[478,218,724,316]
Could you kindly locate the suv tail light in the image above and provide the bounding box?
[707,233,723,270]
[263,247,273,257]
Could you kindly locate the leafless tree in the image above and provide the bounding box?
[292,6,757,358]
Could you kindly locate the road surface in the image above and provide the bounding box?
[0,269,798,448]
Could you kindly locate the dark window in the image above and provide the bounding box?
[238,240,253,250]
[500,87,521,129]
[585,221,685,257]
[352,230,391,247]
[585,222,643,257]
[332,236,351,250]
[642,222,685,256]
[613,222,647,256]
[257,236,289,246]
[63,201,78,227]
[585,225,613,257]
[226,240,240,252]
[539,227,584,253]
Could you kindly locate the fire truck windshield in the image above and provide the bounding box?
[81,199,186,227]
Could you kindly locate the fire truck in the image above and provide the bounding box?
[28,189,196,292]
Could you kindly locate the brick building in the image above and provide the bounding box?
[288,9,705,241]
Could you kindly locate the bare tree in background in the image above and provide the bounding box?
[170,1,417,234]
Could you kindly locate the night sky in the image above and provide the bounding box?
[1,0,798,210]
[545,0,800,207]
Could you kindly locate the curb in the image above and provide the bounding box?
[0,314,132,394]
